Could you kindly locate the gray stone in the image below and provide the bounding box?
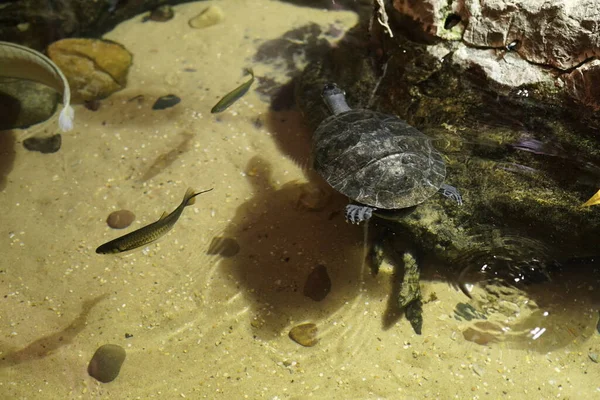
[88,344,126,383]
[450,44,555,91]
[23,134,62,153]
[461,0,599,71]
[0,80,58,131]
[106,210,136,229]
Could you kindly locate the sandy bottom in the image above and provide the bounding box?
[1,0,599,399]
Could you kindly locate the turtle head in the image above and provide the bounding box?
[321,83,351,115]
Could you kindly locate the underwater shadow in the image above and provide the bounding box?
[205,156,379,340]
[0,294,108,368]
[0,131,17,191]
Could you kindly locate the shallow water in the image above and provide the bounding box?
[1,1,599,399]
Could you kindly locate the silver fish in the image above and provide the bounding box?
[211,68,254,113]
[96,187,213,254]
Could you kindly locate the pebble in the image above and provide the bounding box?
[289,323,319,347]
[188,5,224,29]
[152,94,181,110]
[303,264,331,301]
[106,210,135,229]
[589,352,598,363]
[145,5,174,22]
[23,134,61,153]
[88,344,126,383]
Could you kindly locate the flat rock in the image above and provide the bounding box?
[106,210,135,229]
[289,323,319,347]
[189,5,224,29]
[47,38,133,102]
[88,344,126,383]
[23,134,62,153]
[450,44,554,90]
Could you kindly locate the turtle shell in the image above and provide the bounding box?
[313,109,446,209]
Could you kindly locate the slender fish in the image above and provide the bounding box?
[0,41,74,131]
[211,68,254,113]
[96,187,213,254]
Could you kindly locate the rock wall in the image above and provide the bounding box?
[390,0,600,109]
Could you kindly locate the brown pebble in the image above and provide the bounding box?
[303,264,331,301]
[88,344,126,383]
[289,323,319,347]
[106,210,135,229]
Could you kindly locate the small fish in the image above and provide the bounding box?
[505,40,520,52]
[96,187,213,254]
[582,189,600,207]
[211,68,254,113]
[0,41,74,131]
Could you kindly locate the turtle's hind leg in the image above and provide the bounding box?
[345,204,375,224]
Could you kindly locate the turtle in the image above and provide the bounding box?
[312,83,463,224]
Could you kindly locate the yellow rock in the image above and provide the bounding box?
[47,38,133,102]
[189,5,224,29]
[289,323,319,347]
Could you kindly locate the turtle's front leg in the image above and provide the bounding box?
[398,252,423,335]
[439,183,463,205]
[345,204,375,224]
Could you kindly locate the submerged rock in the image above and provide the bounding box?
[289,323,319,347]
[0,80,58,130]
[88,344,126,383]
[23,134,61,153]
[303,264,332,302]
[106,210,135,229]
[189,6,224,29]
[47,38,133,102]
[152,94,181,110]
